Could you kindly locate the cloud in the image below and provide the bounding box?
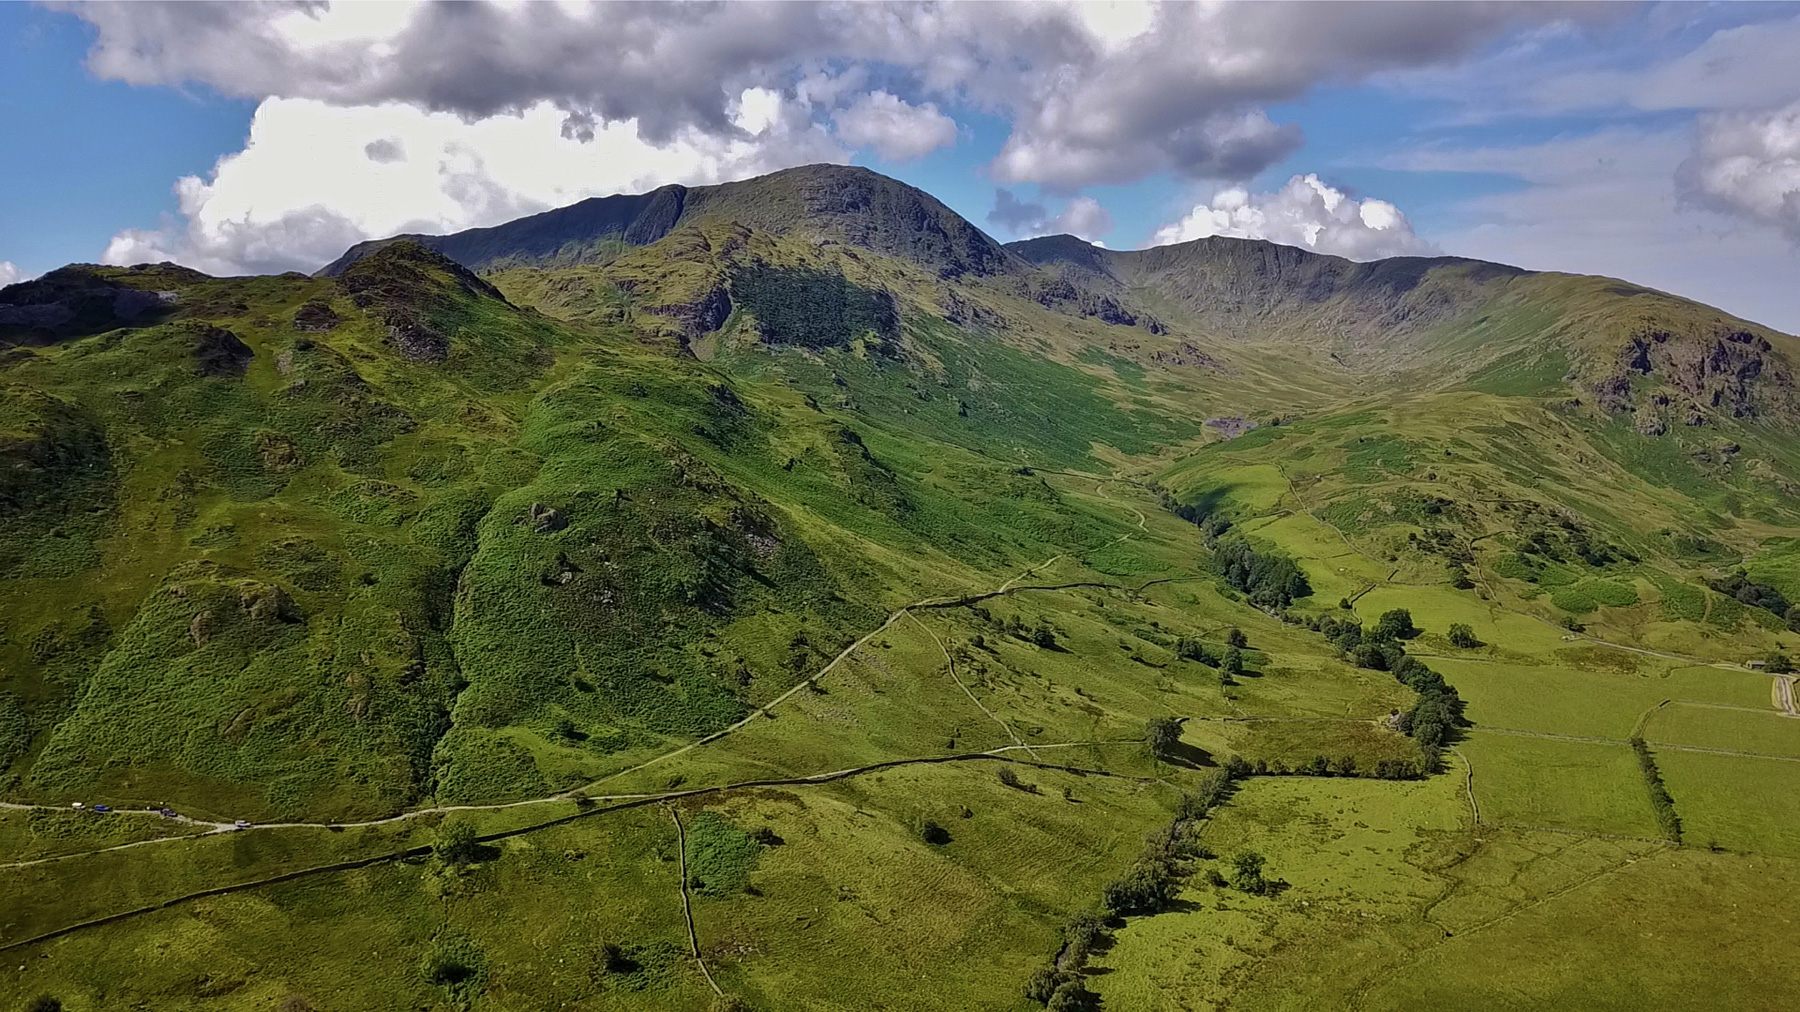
[100,94,847,275]
[1677,100,1800,241]
[831,90,957,161]
[986,189,1113,242]
[1150,175,1437,260]
[63,1,1588,191]
[0,262,27,287]
[1373,129,1800,333]
[362,137,405,163]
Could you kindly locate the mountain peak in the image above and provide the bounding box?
[319,162,1022,281]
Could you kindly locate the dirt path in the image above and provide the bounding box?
[907,611,1036,759]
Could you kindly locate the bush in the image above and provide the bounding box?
[1447,623,1480,648]
[916,818,950,845]
[1766,651,1794,675]
[1025,967,1071,1004]
[25,998,62,1012]
[435,818,481,867]
[1228,851,1271,895]
[1103,862,1175,915]
[1047,981,1098,1012]
[419,934,486,994]
[1226,626,1247,648]
[1177,636,1215,665]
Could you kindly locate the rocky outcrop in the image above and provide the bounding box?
[1601,328,1791,420]
[192,325,254,377]
[293,300,341,332]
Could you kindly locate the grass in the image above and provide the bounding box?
[1459,733,1662,838]
[1655,750,1800,856]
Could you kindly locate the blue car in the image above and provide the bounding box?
[92,804,112,813]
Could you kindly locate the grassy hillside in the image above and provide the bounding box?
[2,165,1799,1012]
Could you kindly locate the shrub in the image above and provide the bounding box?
[1221,646,1244,675]
[1226,626,1247,648]
[1447,623,1480,648]
[419,934,486,994]
[435,818,481,867]
[997,766,1022,789]
[916,818,950,845]
[1102,862,1175,915]
[1025,967,1071,1004]
[1229,851,1271,895]
[1766,651,1794,675]
[1047,981,1098,1012]
[25,998,62,1012]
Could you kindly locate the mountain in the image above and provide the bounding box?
[318,163,1025,280]
[4,163,1800,1012]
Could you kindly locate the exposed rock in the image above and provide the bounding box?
[1151,341,1227,372]
[382,310,449,362]
[1634,407,1667,436]
[526,501,567,533]
[1205,416,1258,439]
[188,610,216,646]
[293,300,341,332]
[238,583,301,623]
[192,325,254,377]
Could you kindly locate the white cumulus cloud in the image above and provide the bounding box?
[831,90,958,161]
[1677,99,1800,241]
[1150,175,1438,260]
[0,262,27,287]
[101,93,847,276]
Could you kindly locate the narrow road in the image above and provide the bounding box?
[1774,674,1799,718]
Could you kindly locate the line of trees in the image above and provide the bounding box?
[1630,736,1682,842]
[1023,768,1239,1010]
[1301,607,1465,769]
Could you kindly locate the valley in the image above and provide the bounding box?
[2,164,1797,1011]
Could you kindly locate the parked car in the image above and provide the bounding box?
[92,804,112,813]
[159,808,177,818]
[233,820,251,830]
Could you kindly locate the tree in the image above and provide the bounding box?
[1766,651,1794,675]
[1047,981,1098,1012]
[1226,626,1248,648]
[1374,608,1417,641]
[1447,623,1480,649]
[1177,636,1215,665]
[1146,716,1182,756]
[1221,646,1245,676]
[916,818,950,845]
[1032,622,1058,649]
[1228,850,1270,894]
[435,818,481,868]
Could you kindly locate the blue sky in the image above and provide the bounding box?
[1,2,1796,331]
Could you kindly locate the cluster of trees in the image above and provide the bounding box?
[1157,488,1235,544]
[1767,651,1794,674]
[1026,770,1239,1009]
[1175,628,1248,677]
[1630,736,1682,842]
[1212,541,1313,609]
[968,605,1060,648]
[1448,623,1481,648]
[1301,608,1464,766]
[1709,570,1800,631]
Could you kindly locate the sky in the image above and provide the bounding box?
[1,1,1797,332]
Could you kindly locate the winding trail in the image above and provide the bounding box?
[908,611,1035,759]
